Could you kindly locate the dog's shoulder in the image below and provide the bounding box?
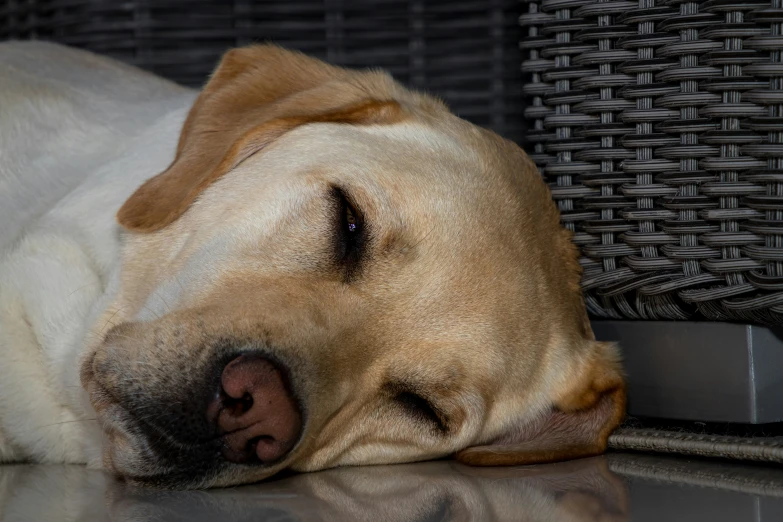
[0,40,194,154]
[0,42,196,254]
[0,40,188,103]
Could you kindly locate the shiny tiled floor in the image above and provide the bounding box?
[2,453,782,521]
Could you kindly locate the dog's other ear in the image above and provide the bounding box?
[117,45,403,232]
[457,341,626,466]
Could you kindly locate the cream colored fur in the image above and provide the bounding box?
[0,41,196,465]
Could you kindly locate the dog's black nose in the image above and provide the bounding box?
[207,354,301,464]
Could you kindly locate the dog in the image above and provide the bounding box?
[0,41,625,488]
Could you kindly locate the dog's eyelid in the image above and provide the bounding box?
[384,381,449,434]
[330,185,367,281]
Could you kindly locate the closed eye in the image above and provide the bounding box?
[331,185,366,281]
[392,389,448,434]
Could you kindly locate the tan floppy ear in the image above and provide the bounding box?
[457,341,626,466]
[117,44,403,232]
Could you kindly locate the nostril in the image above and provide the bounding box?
[221,391,254,417]
[241,392,253,411]
[208,354,302,465]
[221,433,283,465]
[248,435,275,456]
[249,435,274,446]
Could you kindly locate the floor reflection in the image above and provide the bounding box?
[0,457,627,521]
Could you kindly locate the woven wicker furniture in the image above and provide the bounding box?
[521,0,783,324]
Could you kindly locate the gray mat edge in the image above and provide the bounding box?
[609,427,783,464]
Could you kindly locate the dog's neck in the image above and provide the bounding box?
[0,95,195,465]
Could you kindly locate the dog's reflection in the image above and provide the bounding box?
[0,457,627,522]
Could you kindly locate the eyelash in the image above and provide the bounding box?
[393,390,448,434]
[332,186,365,280]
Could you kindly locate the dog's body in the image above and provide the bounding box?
[0,41,625,488]
[0,42,196,465]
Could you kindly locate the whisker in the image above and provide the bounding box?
[66,281,100,298]
[34,418,98,430]
[408,224,438,252]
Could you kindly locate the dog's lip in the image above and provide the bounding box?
[82,376,139,479]
[84,370,117,418]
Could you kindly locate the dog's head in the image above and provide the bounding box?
[80,45,625,488]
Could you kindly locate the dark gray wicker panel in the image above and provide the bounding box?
[521,0,783,324]
[0,0,524,143]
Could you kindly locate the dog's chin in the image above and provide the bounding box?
[97,412,260,489]
[107,442,295,490]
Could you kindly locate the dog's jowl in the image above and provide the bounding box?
[0,41,625,488]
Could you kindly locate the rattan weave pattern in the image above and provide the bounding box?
[0,0,524,142]
[522,0,783,323]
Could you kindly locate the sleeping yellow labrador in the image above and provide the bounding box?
[0,41,625,488]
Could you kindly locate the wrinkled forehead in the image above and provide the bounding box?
[206,120,487,208]
[191,119,522,249]
[188,119,520,267]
